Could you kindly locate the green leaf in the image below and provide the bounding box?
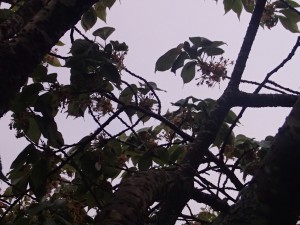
[10,165,30,195]
[56,40,65,46]
[44,73,58,83]
[93,26,115,40]
[0,9,13,23]
[279,9,300,24]
[183,41,198,59]
[285,0,300,8]
[45,55,61,67]
[223,0,235,14]
[118,84,137,110]
[31,66,57,83]
[21,83,44,100]
[10,144,37,169]
[35,116,64,148]
[210,41,227,48]
[205,47,225,56]
[139,81,166,94]
[101,63,121,85]
[70,39,97,55]
[278,15,300,33]
[181,61,197,84]
[232,0,243,18]
[95,1,107,22]
[168,145,187,163]
[67,94,89,118]
[171,51,189,73]
[189,37,212,47]
[154,147,169,164]
[11,83,44,112]
[81,7,97,31]
[155,46,182,72]
[241,0,254,12]
[173,98,189,107]
[25,117,41,144]
[103,0,116,8]
[34,92,59,117]
[213,123,234,148]
[31,64,48,82]
[110,40,128,51]
[30,159,49,199]
[225,110,239,124]
[138,153,152,171]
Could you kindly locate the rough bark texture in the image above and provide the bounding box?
[94,169,193,225]
[0,0,46,41]
[0,0,97,117]
[215,97,300,225]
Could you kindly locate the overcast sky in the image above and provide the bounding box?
[1,0,300,182]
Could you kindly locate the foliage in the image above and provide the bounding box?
[0,1,300,225]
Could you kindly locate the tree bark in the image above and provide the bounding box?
[214,97,300,225]
[94,169,193,225]
[0,0,97,117]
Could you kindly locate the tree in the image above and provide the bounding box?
[1,0,300,224]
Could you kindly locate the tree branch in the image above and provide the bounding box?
[0,0,98,117]
[217,97,300,225]
[228,0,267,89]
[94,168,193,225]
[191,188,230,213]
[232,92,298,108]
[0,0,46,41]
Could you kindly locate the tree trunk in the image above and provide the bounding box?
[215,97,300,225]
[94,168,193,225]
[0,0,97,117]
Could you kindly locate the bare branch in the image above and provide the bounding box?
[191,188,230,213]
[228,0,267,89]
[232,92,297,108]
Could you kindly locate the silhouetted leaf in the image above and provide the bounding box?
[154,147,169,164]
[0,9,13,22]
[138,153,152,171]
[181,61,196,84]
[70,39,96,55]
[232,0,243,18]
[30,159,49,199]
[171,51,189,73]
[25,117,41,144]
[155,46,182,72]
[94,1,107,22]
[280,8,300,24]
[205,47,224,56]
[110,40,128,51]
[101,63,121,85]
[278,15,300,32]
[45,55,61,67]
[34,92,59,117]
[11,83,44,112]
[224,0,235,14]
[241,0,254,12]
[103,0,116,8]
[189,37,212,47]
[10,144,37,169]
[81,7,97,31]
[93,27,115,40]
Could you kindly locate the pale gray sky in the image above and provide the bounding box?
[1,0,300,184]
